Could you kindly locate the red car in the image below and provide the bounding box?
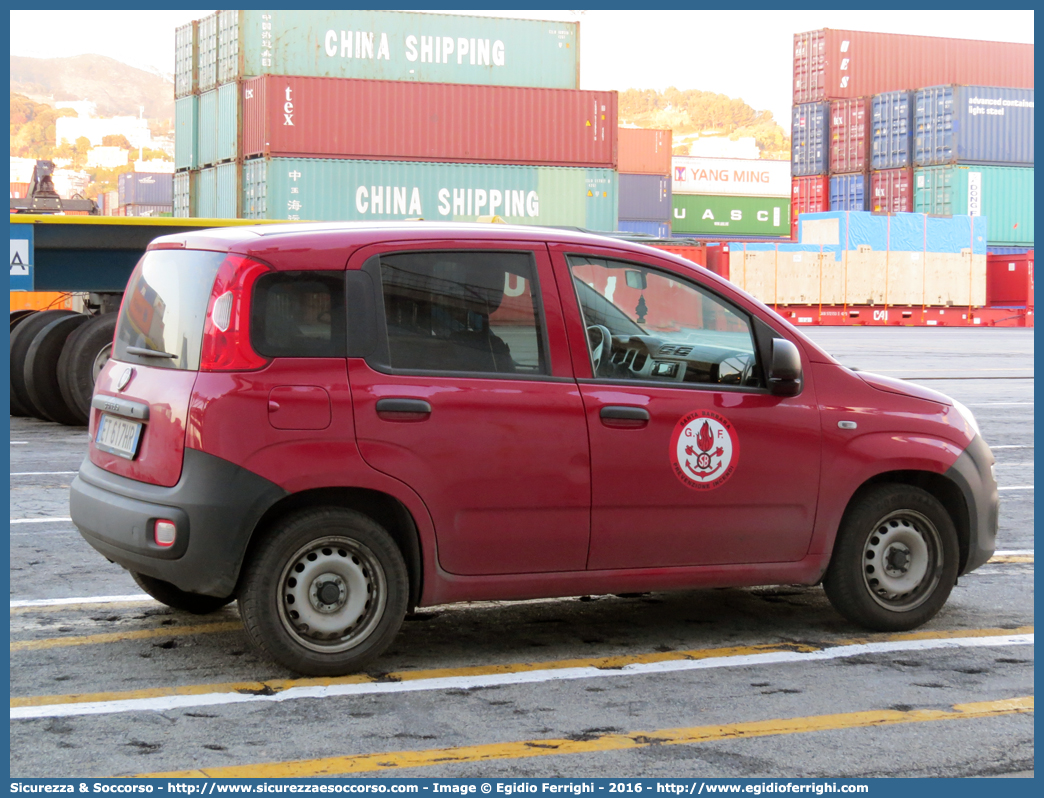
[70,223,997,675]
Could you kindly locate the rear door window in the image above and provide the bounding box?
[114,249,226,370]
[378,251,547,375]
[251,271,347,358]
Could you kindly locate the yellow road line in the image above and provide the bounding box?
[140,696,1034,778]
[10,625,1032,710]
[990,554,1034,564]
[9,622,241,652]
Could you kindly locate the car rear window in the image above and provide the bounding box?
[251,271,347,358]
[114,249,226,370]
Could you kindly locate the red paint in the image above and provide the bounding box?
[242,75,618,168]
[650,244,707,268]
[87,222,985,609]
[794,29,1034,104]
[829,98,872,174]
[791,175,830,237]
[618,127,672,175]
[987,252,1035,307]
[870,168,913,213]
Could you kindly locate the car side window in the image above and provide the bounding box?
[379,251,547,375]
[251,271,347,358]
[568,255,761,388]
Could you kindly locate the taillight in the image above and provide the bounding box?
[200,254,271,372]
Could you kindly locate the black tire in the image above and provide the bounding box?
[10,309,80,421]
[24,314,90,425]
[239,508,409,676]
[823,484,959,632]
[9,311,37,417]
[131,572,234,615]
[56,313,118,423]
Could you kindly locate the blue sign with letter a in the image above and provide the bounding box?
[10,223,34,291]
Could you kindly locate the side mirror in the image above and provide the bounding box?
[768,338,803,397]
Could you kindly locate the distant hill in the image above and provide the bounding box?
[11,54,173,124]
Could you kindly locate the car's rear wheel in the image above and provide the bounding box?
[239,508,409,676]
[131,572,234,615]
[823,484,959,631]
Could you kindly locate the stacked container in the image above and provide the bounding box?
[118,172,173,217]
[670,156,791,238]
[791,30,1034,248]
[616,128,672,237]
[175,10,621,228]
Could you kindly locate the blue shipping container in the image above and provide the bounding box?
[829,173,868,211]
[987,246,1033,255]
[915,86,1035,166]
[872,91,913,170]
[618,220,671,238]
[174,95,198,171]
[791,102,829,176]
[118,172,174,206]
[618,174,671,221]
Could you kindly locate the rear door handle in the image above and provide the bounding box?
[599,405,650,428]
[376,398,432,419]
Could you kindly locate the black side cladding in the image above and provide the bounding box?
[944,434,999,575]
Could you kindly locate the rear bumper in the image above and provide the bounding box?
[70,448,287,597]
[945,434,999,575]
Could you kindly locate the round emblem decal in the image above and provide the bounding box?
[669,411,740,491]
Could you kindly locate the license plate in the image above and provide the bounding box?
[96,414,143,460]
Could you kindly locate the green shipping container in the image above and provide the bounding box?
[197,167,216,218]
[173,171,196,218]
[914,165,1034,246]
[215,162,240,218]
[241,158,617,229]
[216,82,239,163]
[174,95,198,171]
[672,194,791,237]
[197,90,217,167]
[214,9,579,88]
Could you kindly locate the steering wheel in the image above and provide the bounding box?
[586,325,613,376]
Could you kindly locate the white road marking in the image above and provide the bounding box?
[10,595,153,609]
[10,471,78,476]
[10,442,28,445]
[966,402,1034,407]
[9,517,73,525]
[995,550,1034,556]
[10,633,1033,720]
[991,445,1034,450]
[998,486,1033,491]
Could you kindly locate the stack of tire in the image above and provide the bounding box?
[9,310,118,427]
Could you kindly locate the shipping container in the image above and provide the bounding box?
[618,174,670,221]
[118,172,174,206]
[830,98,872,174]
[830,173,868,211]
[793,29,1034,105]
[914,164,1034,245]
[618,128,672,175]
[209,10,579,89]
[672,194,790,237]
[987,251,1034,306]
[791,175,830,236]
[215,161,240,219]
[197,167,216,218]
[987,246,1033,256]
[915,86,1035,166]
[198,89,217,167]
[9,292,74,312]
[672,156,792,197]
[174,20,198,99]
[120,204,173,218]
[870,168,913,213]
[10,182,30,199]
[240,157,618,229]
[198,13,218,92]
[871,91,914,170]
[217,82,239,163]
[240,76,617,168]
[173,171,196,218]
[654,244,708,270]
[174,95,198,171]
[618,220,671,238]
[791,103,829,176]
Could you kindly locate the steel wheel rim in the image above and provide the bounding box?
[92,343,112,382]
[277,535,387,654]
[862,509,943,611]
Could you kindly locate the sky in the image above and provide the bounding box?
[9,8,1035,126]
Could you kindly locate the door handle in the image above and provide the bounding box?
[599,405,649,428]
[376,398,432,419]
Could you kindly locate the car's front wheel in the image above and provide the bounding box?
[239,508,409,676]
[823,484,959,631]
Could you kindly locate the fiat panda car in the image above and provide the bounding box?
[70,222,998,676]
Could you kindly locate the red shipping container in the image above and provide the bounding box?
[791,176,830,238]
[242,76,618,168]
[10,182,30,198]
[794,29,1034,104]
[987,252,1034,307]
[870,169,913,213]
[618,128,672,175]
[829,98,871,174]
[653,244,707,269]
